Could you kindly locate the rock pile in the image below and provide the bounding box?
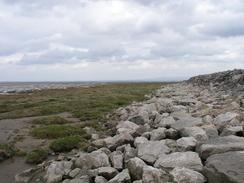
[15,70,244,183]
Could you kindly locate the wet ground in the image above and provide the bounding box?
[0,157,33,183]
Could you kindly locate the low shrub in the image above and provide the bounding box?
[25,149,48,164]
[50,136,88,152]
[31,125,89,139]
[31,116,70,125]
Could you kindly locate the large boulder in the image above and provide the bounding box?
[123,144,137,163]
[108,169,131,183]
[220,126,243,136]
[100,133,134,151]
[176,137,197,151]
[157,116,176,128]
[134,137,148,148]
[45,161,73,183]
[197,135,244,159]
[116,121,140,136]
[150,127,166,141]
[171,167,206,183]
[127,157,146,180]
[137,141,170,164]
[97,167,118,180]
[154,152,203,172]
[75,151,110,169]
[204,151,244,183]
[213,112,239,131]
[180,127,208,142]
[95,176,108,183]
[110,151,124,171]
[142,166,169,183]
[171,117,203,130]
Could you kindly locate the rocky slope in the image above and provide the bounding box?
[15,69,244,183]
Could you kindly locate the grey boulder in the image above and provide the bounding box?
[137,141,170,164]
[154,151,203,172]
[197,135,244,159]
[171,167,206,183]
[204,151,244,183]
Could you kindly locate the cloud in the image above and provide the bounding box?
[0,0,244,81]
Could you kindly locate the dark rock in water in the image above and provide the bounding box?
[204,151,244,183]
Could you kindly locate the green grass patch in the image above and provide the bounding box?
[31,125,89,139]
[0,83,162,120]
[25,149,48,164]
[0,144,16,161]
[31,116,70,125]
[50,136,88,152]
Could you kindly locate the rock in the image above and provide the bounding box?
[132,181,142,183]
[157,116,176,128]
[128,110,149,125]
[150,127,166,140]
[201,125,218,138]
[213,112,239,131]
[95,176,108,183]
[127,157,146,180]
[70,176,90,183]
[180,127,208,142]
[15,166,43,183]
[203,115,213,124]
[97,167,118,180]
[155,98,174,113]
[137,141,170,164]
[116,121,140,136]
[176,137,197,151]
[108,169,131,183]
[154,151,203,172]
[171,117,203,130]
[116,121,139,131]
[134,137,148,148]
[220,126,243,136]
[165,128,179,139]
[197,135,244,159]
[124,144,137,163]
[110,151,124,170]
[204,151,244,183]
[75,151,110,169]
[69,168,81,178]
[142,166,169,183]
[170,111,191,120]
[171,167,206,183]
[45,161,73,183]
[103,133,134,151]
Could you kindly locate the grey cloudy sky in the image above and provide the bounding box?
[0,0,244,81]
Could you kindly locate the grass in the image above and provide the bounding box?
[31,125,90,139]
[25,149,48,164]
[0,83,162,121]
[0,83,163,156]
[31,116,70,125]
[50,136,88,152]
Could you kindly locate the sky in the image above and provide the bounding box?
[0,0,244,81]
